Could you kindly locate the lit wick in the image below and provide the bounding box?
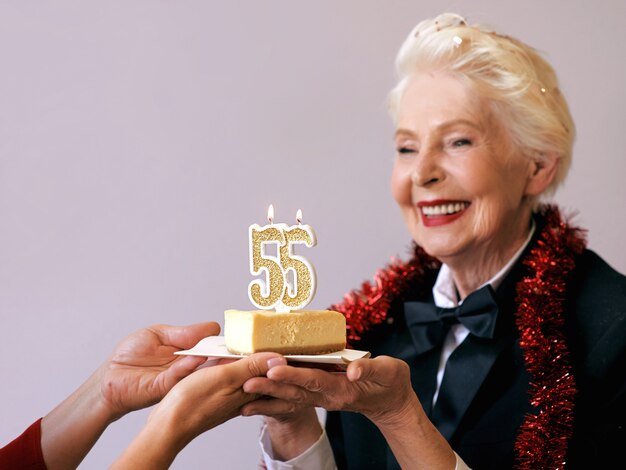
[296,209,303,225]
[267,204,274,225]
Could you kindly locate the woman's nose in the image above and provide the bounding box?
[410,150,442,187]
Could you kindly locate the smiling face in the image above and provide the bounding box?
[391,72,538,281]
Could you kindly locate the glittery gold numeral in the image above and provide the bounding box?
[248,226,286,309]
[280,226,317,309]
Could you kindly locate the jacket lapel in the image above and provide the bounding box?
[409,243,527,442]
[429,333,510,440]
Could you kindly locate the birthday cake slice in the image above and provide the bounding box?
[224,309,346,355]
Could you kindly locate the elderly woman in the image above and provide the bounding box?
[242,13,626,470]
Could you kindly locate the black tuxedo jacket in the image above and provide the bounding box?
[327,245,626,469]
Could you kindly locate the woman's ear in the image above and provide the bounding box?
[524,152,560,197]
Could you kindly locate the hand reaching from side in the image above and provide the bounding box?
[97,322,220,419]
[110,352,284,469]
[41,322,219,470]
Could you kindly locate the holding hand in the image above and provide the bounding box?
[40,322,219,470]
[242,355,416,426]
[111,352,284,469]
[243,356,456,470]
[96,322,221,419]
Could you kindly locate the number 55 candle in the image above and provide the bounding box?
[248,205,317,312]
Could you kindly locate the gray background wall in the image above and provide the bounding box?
[1,1,624,468]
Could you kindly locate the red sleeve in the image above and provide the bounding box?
[0,418,47,469]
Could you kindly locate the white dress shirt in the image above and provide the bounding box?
[260,225,535,470]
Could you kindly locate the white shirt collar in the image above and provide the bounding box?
[432,221,536,308]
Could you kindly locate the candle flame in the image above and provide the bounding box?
[267,204,274,224]
[296,209,303,225]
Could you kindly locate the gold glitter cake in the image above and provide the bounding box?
[224,309,346,355]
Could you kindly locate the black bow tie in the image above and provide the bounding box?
[404,285,499,355]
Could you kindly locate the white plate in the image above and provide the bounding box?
[175,336,370,364]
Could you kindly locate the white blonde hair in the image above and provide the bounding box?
[388,13,575,196]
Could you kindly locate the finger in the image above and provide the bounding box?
[243,377,278,395]
[243,377,316,405]
[215,357,240,366]
[163,355,207,384]
[241,397,303,417]
[149,322,221,349]
[194,358,221,370]
[346,356,406,384]
[266,365,338,394]
[222,353,285,385]
[243,377,301,399]
[345,358,369,382]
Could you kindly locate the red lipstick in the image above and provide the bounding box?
[417,200,469,227]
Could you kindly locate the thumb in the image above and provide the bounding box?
[346,356,395,383]
[151,322,221,349]
[160,355,208,390]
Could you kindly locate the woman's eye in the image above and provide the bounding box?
[397,147,415,154]
[452,138,472,147]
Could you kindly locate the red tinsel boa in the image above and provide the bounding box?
[331,205,586,468]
